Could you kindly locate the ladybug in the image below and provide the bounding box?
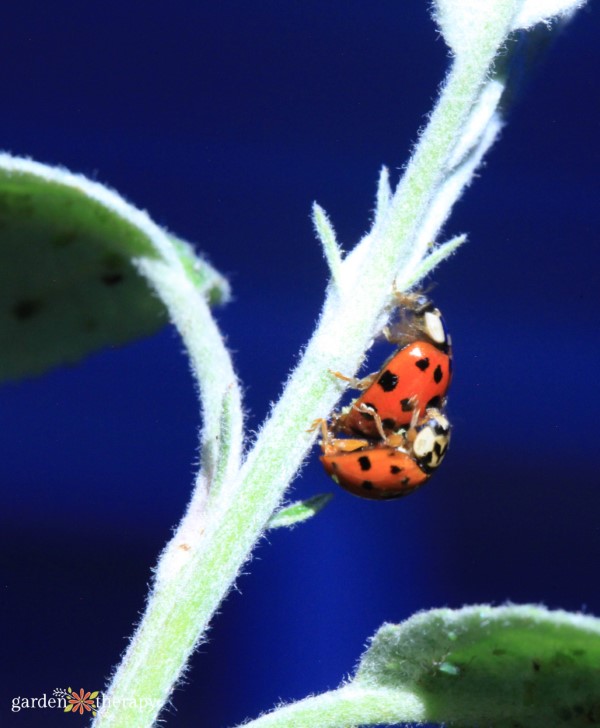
[319,408,451,500]
[334,295,452,438]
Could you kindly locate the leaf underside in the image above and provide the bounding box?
[0,165,227,382]
[356,605,600,727]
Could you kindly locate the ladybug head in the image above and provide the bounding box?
[411,409,451,472]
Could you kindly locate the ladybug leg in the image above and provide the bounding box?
[361,407,389,443]
[328,369,378,391]
[314,418,335,455]
[309,416,348,442]
[307,417,327,434]
[330,437,371,453]
[392,284,435,312]
[391,286,429,318]
[392,288,420,310]
[310,409,354,436]
[405,409,421,444]
[410,403,423,429]
[374,412,387,442]
[352,402,376,416]
[312,417,370,455]
[384,431,411,452]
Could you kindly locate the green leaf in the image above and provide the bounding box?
[401,234,467,289]
[267,493,333,529]
[0,154,229,382]
[168,235,229,307]
[312,203,342,288]
[355,604,600,727]
[512,0,587,30]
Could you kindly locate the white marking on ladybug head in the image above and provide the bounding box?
[424,309,446,345]
[413,426,435,459]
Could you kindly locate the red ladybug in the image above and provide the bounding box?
[335,296,452,438]
[319,409,451,500]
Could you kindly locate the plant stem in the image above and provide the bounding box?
[94,262,243,727]
[94,5,519,726]
[234,686,426,728]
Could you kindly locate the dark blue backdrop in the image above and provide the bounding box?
[1,2,599,726]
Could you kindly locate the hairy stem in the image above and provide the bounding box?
[235,686,426,728]
[94,4,519,726]
[94,262,243,727]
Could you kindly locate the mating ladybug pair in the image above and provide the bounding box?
[317,294,453,500]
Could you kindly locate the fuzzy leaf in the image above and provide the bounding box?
[432,0,586,56]
[268,493,333,529]
[0,155,229,382]
[512,0,586,29]
[355,604,600,727]
[312,203,343,287]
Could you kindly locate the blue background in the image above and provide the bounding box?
[1,2,600,726]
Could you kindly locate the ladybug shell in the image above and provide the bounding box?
[340,341,451,438]
[320,446,428,500]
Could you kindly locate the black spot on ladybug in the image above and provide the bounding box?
[12,299,42,320]
[102,272,125,286]
[416,357,430,371]
[378,370,398,392]
[400,398,414,412]
[401,476,411,486]
[358,456,372,472]
[433,364,443,384]
[382,418,396,430]
[426,396,442,410]
[390,465,403,474]
[362,481,374,490]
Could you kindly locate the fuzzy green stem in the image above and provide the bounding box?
[234,686,426,728]
[222,0,520,571]
[94,5,520,726]
[94,261,243,727]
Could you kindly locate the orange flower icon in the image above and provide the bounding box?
[64,688,99,716]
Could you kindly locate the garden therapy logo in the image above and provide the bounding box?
[10,688,100,715]
[10,688,163,715]
[55,688,100,716]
